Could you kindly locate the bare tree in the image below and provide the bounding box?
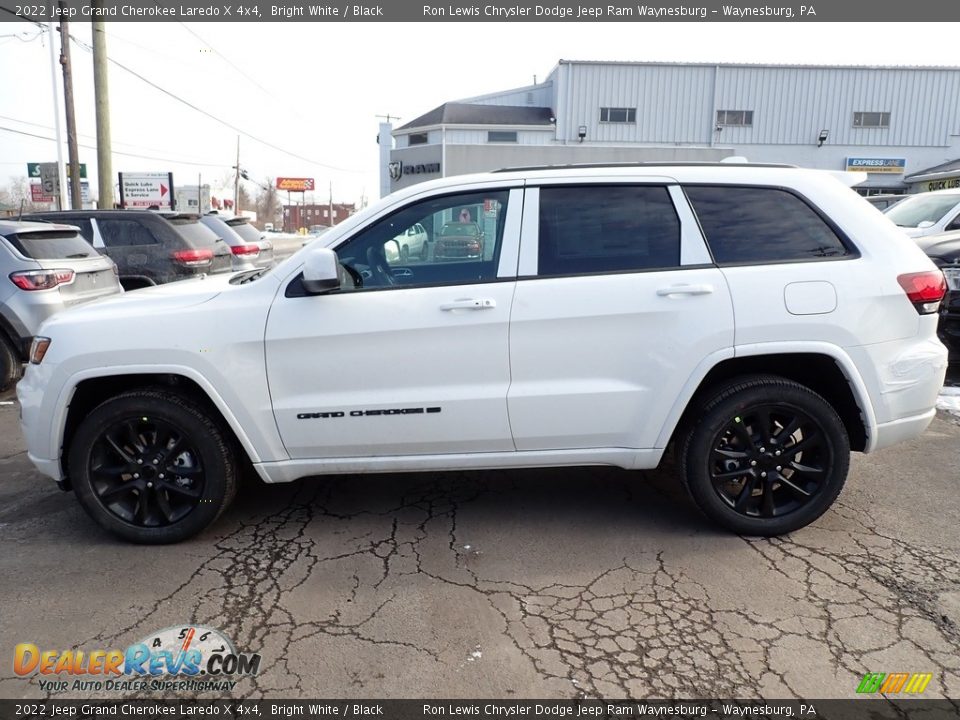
[254,178,280,229]
[0,177,47,214]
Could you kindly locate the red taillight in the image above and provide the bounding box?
[9,269,75,291]
[172,249,213,267]
[897,271,947,314]
[230,244,260,257]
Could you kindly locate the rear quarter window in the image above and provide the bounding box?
[2,230,95,259]
[684,185,852,265]
[97,218,160,247]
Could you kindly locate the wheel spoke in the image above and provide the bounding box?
[135,489,151,525]
[789,460,824,475]
[713,447,749,459]
[124,422,144,454]
[158,436,186,467]
[733,476,759,512]
[163,482,201,500]
[755,407,773,442]
[760,481,776,518]
[104,434,134,463]
[98,481,138,502]
[775,415,801,442]
[774,470,813,498]
[783,430,822,457]
[169,465,202,478]
[713,467,754,481]
[730,421,756,451]
[92,462,128,480]
[154,489,176,524]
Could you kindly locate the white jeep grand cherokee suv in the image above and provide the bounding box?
[17,164,948,543]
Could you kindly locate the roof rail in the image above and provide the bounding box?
[491,161,797,173]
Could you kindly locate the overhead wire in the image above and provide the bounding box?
[0,124,228,168]
[68,33,364,175]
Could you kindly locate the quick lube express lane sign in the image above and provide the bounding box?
[845,158,906,173]
[119,172,174,210]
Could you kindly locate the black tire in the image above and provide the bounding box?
[679,375,850,536]
[0,333,22,392]
[67,389,238,544]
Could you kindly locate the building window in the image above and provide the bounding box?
[408,132,429,145]
[716,110,754,127]
[599,107,636,123]
[488,131,518,143]
[853,112,890,128]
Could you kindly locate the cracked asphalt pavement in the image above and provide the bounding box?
[1,392,959,701]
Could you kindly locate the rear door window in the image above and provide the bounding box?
[2,230,95,259]
[537,185,680,276]
[684,186,852,264]
[97,218,160,247]
[226,220,262,243]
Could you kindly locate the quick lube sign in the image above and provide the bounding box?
[845,158,906,174]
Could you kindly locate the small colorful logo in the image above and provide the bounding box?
[856,672,933,694]
[14,625,261,693]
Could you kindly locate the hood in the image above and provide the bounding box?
[915,231,960,264]
[40,271,236,329]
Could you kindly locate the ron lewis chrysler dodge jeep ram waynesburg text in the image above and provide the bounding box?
[17,164,948,543]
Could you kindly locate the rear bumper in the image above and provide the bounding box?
[871,409,937,452]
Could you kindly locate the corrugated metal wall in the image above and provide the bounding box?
[558,62,960,147]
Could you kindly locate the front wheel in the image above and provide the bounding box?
[68,390,238,544]
[679,376,850,536]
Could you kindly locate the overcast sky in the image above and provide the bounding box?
[0,21,957,208]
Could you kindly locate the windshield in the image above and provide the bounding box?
[885,194,960,227]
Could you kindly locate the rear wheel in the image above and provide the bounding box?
[0,333,22,392]
[68,390,237,544]
[680,376,849,536]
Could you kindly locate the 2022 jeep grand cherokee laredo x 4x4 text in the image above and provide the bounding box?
[18,164,948,543]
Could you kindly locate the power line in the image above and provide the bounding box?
[0,112,225,163]
[68,34,364,175]
[0,124,228,169]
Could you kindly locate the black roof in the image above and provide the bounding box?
[905,158,960,182]
[399,102,554,130]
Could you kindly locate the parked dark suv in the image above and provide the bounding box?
[23,210,232,290]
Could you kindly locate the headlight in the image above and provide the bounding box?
[29,337,51,364]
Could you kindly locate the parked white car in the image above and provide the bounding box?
[883,188,960,237]
[18,164,947,543]
[384,222,428,263]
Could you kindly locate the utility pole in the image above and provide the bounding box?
[233,136,240,214]
[46,22,67,210]
[328,181,333,228]
[92,7,113,209]
[58,3,82,209]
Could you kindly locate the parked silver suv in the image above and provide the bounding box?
[0,220,122,390]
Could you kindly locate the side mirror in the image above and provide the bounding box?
[917,220,936,229]
[302,247,341,295]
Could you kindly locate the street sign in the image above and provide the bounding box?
[276,177,315,192]
[30,183,54,204]
[39,162,59,196]
[118,172,174,210]
[28,162,87,179]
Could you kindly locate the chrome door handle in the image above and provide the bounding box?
[440,298,497,311]
[656,284,714,296]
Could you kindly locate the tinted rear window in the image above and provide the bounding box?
[2,230,94,259]
[685,185,850,264]
[167,219,220,248]
[226,221,261,243]
[538,185,680,276]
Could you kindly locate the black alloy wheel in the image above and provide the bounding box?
[88,415,205,527]
[69,390,237,544]
[708,404,829,519]
[680,376,850,536]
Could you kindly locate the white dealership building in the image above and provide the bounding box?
[381,59,960,197]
